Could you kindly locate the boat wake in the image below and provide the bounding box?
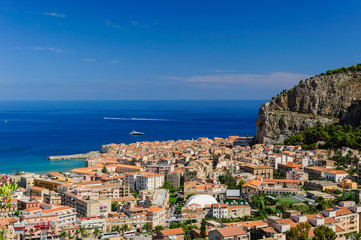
[104,117,169,121]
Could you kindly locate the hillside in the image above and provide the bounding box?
[255,64,361,144]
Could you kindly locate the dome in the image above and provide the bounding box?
[184,194,218,208]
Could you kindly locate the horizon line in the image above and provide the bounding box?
[0,99,269,101]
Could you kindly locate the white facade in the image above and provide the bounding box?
[324,172,348,183]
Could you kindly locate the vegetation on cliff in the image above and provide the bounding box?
[284,121,361,150]
[319,63,361,76]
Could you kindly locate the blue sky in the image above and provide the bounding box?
[0,0,360,100]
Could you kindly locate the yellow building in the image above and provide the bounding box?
[339,179,357,190]
[34,179,63,191]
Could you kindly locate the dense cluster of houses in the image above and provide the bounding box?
[1,136,361,239]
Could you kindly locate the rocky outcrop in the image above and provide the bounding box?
[255,72,361,143]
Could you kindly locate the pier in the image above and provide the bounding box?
[47,153,89,161]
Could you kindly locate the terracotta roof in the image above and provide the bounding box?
[159,228,184,236]
[284,162,303,168]
[147,206,162,213]
[217,226,246,237]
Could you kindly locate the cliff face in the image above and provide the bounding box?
[255,72,361,143]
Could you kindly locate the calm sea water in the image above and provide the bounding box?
[0,100,263,173]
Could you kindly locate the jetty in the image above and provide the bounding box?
[47,153,89,161]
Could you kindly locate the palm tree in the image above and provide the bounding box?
[93,228,100,239]
[67,231,74,239]
[122,224,130,233]
[142,223,152,232]
[59,231,67,240]
[113,225,121,235]
[79,226,87,238]
[75,230,81,239]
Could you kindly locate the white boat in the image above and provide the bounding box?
[129,130,144,136]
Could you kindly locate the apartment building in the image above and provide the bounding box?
[124,171,164,191]
[166,170,183,189]
[146,163,175,175]
[184,181,227,198]
[240,163,273,179]
[147,206,167,228]
[34,178,63,191]
[116,164,142,173]
[75,196,111,217]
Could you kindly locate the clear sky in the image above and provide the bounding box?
[0,0,360,100]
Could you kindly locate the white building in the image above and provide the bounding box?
[124,172,164,191]
[324,170,348,183]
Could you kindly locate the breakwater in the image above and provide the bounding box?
[47,153,89,161]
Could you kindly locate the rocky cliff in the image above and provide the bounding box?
[255,71,361,144]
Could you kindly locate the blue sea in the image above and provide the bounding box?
[0,100,263,174]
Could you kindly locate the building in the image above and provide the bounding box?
[304,180,338,191]
[34,179,63,191]
[147,164,175,175]
[147,206,167,228]
[181,194,250,220]
[166,170,183,189]
[75,196,111,217]
[209,226,248,240]
[156,228,185,240]
[116,164,142,173]
[324,170,348,182]
[278,162,303,175]
[304,166,348,182]
[241,177,300,196]
[304,166,328,179]
[306,191,335,201]
[286,169,308,182]
[184,181,227,199]
[339,179,357,190]
[124,171,164,191]
[240,164,273,179]
[44,191,62,204]
[233,137,254,147]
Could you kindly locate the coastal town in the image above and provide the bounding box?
[1,135,361,240]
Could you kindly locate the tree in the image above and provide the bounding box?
[218,170,237,189]
[102,166,107,173]
[313,225,337,240]
[111,201,119,211]
[93,228,100,238]
[122,224,130,233]
[79,226,87,238]
[251,194,266,210]
[200,219,207,238]
[113,225,121,234]
[67,231,74,239]
[187,193,196,199]
[0,183,18,239]
[142,223,152,232]
[333,189,342,195]
[163,181,178,193]
[346,232,361,240]
[155,225,165,231]
[59,231,67,240]
[75,229,81,239]
[238,179,246,187]
[285,222,311,240]
[133,191,139,198]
